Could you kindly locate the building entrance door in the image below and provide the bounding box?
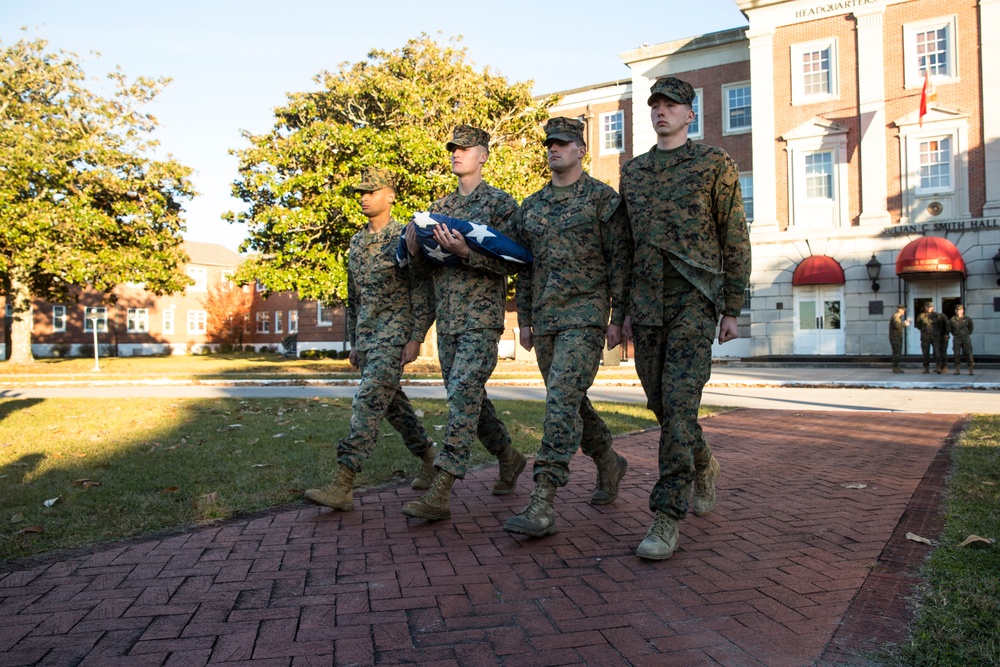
[907,281,962,356]
[794,286,845,355]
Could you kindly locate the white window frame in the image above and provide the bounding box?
[783,122,850,230]
[317,302,335,327]
[84,307,108,332]
[220,270,235,287]
[804,151,835,200]
[163,309,175,335]
[288,310,299,334]
[52,305,66,332]
[916,136,953,195]
[903,16,958,88]
[274,310,283,334]
[187,267,208,292]
[895,108,971,225]
[187,310,207,334]
[687,88,704,140]
[599,111,625,155]
[791,38,839,106]
[126,308,149,333]
[256,311,270,334]
[739,172,754,223]
[722,82,752,135]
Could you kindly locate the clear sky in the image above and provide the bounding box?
[3,0,748,251]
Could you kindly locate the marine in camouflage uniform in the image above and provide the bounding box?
[933,309,950,373]
[916,303,936,373]
[503,116,632,539]
[888,305,909,373]
[620,77,751,560]
[304,167,435,512]
[949,304,974,375]
[401,125,526,522]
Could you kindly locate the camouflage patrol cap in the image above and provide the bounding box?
[353,167,395,192]
[955,303,965,310]
[647,76,696,106]
[896,304,907,310]
[446,125,490,151]
[543,116,585,146]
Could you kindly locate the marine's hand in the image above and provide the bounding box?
[404,222,421,255]
[718,315,738,344]
[606,324,623,350]
[432,224,471,259]
[349,348,359,368]
[622,315,633,341]
[401,340,420,367]
[519,327,533,352]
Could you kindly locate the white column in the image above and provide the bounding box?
[748,29,778,232]
[982,0,1000,217]
[855,8,892,226]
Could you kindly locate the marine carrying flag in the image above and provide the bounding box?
[918,67,930,128]
[396,211,533,267]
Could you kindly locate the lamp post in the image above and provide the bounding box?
[993,248,1000,286]
[88,312,101,372]
[866,253,882,292]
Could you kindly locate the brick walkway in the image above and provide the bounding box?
[0,409,958,666]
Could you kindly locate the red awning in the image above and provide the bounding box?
[792,255,845,286]
[896,236,966,276]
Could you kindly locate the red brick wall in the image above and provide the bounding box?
[678,61,754,173]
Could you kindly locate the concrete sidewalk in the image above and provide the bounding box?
[0,409,960,666]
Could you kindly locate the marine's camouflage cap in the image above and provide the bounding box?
[353,167,395,192]
[446,125,491,151]
[896,304,907,310]
[955,303,965,310]
[543,116,585,146]
[647,76,696,106]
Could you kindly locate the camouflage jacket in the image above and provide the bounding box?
[950,315,973,338]
[346,220,431,351]
[889,311,907,341]
[619,140,751,322]
[916,312,935,340]
[414,181,519,335]
[512,172,631,334]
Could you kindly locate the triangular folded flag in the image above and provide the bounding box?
[397,211,533,267]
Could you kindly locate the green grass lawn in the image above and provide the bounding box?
[0,397,664,561]
[875,414,1000,666]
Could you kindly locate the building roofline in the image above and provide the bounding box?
[619,26,748,64]
[536,78,631,100]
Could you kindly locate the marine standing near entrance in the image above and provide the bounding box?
[503,116,632,538]
[889,304,910,373]
[950,304,974,375]
[619,77,751,560]
[401,125,526,521]
[304,168,436,511]
[916,302,937,374]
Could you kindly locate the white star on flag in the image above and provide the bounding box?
[465,222,496,243]
[426,244,452,262]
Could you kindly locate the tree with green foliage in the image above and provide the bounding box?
[0,36,195,364]
[227,34,554,304]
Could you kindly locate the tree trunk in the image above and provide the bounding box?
[7,274,35,365]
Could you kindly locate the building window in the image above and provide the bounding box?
[256,311,270,333]
[739,173,754,222]
[52,305,66,332]
[318,302,335,327]
[288,310,299,333]
[723,83,751,134]
[805,152,834,199]
[127,308,149,333]
[84,307,108,332]
[918,137,952,193]
[687,89,703,140]
[791,39,838,105]
[904,16,958,87]
[275,311,284,334]
[187,310,207,334]
[163,309,175,335]
[599,111,624,154]
[187,267,208,292]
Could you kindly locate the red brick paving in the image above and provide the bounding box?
[0,409,958,666]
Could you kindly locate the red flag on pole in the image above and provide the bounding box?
[919,68,930,127]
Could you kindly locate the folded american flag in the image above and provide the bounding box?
[396,211,533,267]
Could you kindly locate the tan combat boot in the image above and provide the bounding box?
[411,444,438,490]
[492,446,527,496]
[590,449,628,505]
[402,470,455,520]
[304,465,356,511]
[636,511,679,560]
[503,478,558,537]
[691,456,721,517]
